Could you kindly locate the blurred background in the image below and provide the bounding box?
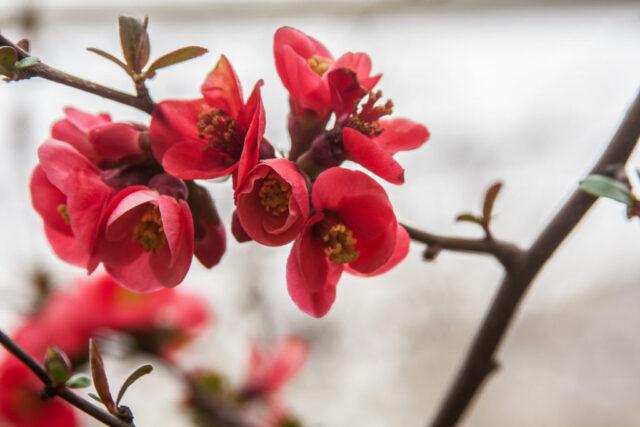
[1,0,640,426]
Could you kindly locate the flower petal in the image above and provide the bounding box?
[342,127,405,184]
[150,99,206,164]
[201,54,244,119]
[347,225,410,277]
[375,118,430,154]
[162,138,236,180]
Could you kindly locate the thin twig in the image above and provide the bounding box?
[402,223,522,268]
[0,329,133,427]
[0,33,155,114]
[429,88,640,427]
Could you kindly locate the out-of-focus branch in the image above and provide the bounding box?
[0,33,155,114]
[0,329,133,427]
[429,88,640,427]
[402,223,522,268]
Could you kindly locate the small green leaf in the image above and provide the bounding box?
[90,339,116,414]
[482,182,503,224]
[66,374,91,389]
[116,364,153,406]
[579,174,633,205]
[87,47,131,75]
[0,47,18,76]
[14,56,40,70]
[119,15,150,73]
[44,346,72,385]
[146,46,208,77]
[455,213,483,225]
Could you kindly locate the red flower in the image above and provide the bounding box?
[31,140,113,268]
[93,186,194,292]
[0,363,78,427]
[286,168,408,317]
[52,107,147,167]
[235,159,310,246]
[243,336,308,399]
[150,55,265,181]
[274,26,380,118]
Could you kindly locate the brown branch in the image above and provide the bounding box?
[0,329,132,427]
[0,33,155,114]
[402,223,522,268]
[429,88,640,427]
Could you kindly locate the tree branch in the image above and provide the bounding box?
[0,33,155,114]
[429,88,640,427]
[0,329,133,427]
[402,223,522,268]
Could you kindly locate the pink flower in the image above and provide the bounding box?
[31,140,113,268]
[93,186,194,292]
[243,336,308,399]
[150,55,265,182]
[0,363,78,427]
[274,26,380,118]
[286,168,408,317]
[235,159,310,246]
[51,107,147,167]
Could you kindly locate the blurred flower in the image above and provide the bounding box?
[235,159,310,246]
[92,186,194,292]
[150,55,266,182]
[286,168,408,317]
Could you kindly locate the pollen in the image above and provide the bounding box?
[197,108,241,159]
[57,204,70,225]
[322,223,360,265]
[133,206,166,253]
[348,90,394,137]
[307,54,332,76]
[258,172,292,216]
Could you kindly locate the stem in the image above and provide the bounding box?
[0,33,155,114]
[0,329,133,427]
[402,223,522,268]
[429,88,640,427]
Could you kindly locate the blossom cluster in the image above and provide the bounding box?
[0,273,208,427]
[31,26,429,317]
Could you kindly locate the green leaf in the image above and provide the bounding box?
[455,213,483,225]
[119,15,150,73]
[66,374,91,389]
[89,339,116,414]
[44,346,72,385]
[116,364,153,406]
[88,393,102,403]
[579,174,633,205]
[87,47,131,75]
[482,182,503,224]
[14,56,40,70]
[0,47,17,76]
[146,46,208,77]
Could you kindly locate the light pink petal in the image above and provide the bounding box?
[342,127,405,184]
[375,118,430,154]
[264,337,309,393]
[201,55,244,119]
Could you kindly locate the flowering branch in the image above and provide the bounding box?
[0,328,133,427]
[429,88,640,427]
[0,33,155,114]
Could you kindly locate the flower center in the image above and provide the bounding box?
[57,204,70,225]
[258,172,291,216]
[197,108,242,160]
[347,90,394,137]
[321,221,359,264]
[133,206,166,253]
[307,54,332,76]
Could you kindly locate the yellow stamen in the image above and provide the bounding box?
[133,206,166,253]
[322,223,359,264]
[258,172,292,216]
[307,54,332,76]
[57,204,70,225]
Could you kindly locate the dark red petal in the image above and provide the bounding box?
[201,54,244,119]
[231,209,252,243]
[89,122,144,164]
[342,127,405,184]
[236,88,265,189]
[162,138,237,180]
[376,118,430,154]
[330,52,380,92]
[347,225,410,277]
[327,68,366,118]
